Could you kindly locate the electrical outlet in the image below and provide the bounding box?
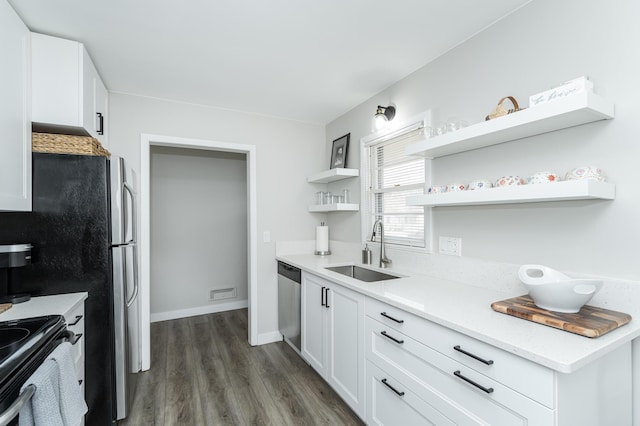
[263,231,271,243]
[439,236,462,256]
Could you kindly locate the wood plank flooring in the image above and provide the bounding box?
[120,309,364,425]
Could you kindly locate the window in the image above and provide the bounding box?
[364,124,427,249]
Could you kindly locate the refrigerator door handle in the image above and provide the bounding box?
[126,245,139,307]
[123,182,137,244]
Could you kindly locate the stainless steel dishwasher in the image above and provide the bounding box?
[278,261,301,353]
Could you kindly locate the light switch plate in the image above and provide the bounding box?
[263,231,271,243]
[439,236,462,256]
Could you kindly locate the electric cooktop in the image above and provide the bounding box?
[0,315,66,392]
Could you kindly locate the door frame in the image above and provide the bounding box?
[139,133,258,370]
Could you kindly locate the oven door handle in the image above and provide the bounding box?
[0,384,36,426]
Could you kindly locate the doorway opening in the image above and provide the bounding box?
[139,134,258,370]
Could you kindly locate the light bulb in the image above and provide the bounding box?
[374,113,388,130]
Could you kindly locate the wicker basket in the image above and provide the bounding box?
[32,133,111,157]
[485,96,521,121]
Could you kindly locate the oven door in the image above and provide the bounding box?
[0,316,72,426]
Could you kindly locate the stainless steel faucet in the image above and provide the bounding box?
[370,219,392,269]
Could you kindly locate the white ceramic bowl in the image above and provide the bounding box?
[527,171,559,184]
[565,166,606,182]
[495,176,525,187]
[467,179,493,190]
[518,264,603,313]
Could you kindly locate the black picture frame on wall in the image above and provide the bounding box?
[330,133,350,169]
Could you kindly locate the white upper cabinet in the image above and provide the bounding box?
[31,33,109,148]
[0,2,32,212]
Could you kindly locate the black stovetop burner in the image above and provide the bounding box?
[0,315,66,406]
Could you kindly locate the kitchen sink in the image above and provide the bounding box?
[325,265,401,282]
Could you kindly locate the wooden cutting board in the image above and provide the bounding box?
[491,295,631,338]
[0,303,12,314]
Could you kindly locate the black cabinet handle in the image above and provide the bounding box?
[68,315,83,326]
[325,288,330,308]
[453,370,494,394]
[380,330,404,344]
[96,112,104,135]
[380,312,404,324]
[78,380,83,386]
[71,333,83,345]
[321,287,326,306]
[381,378,405,396]
[453,345,494,365]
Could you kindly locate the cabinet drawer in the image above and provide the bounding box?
[366,317,553,425]
[64,304,85,331]
[63,303,85,378]
[366,361,456,426]
[365,297,554,407]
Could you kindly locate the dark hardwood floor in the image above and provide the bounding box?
[119,309,364,425]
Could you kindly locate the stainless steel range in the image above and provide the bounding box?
[0,315,73,425]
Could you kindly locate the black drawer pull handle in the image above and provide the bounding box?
[321,286,326,306]
[380,330,404,344]
[380,312,404,323]
[453,370,494,394]
[381,378,405,396]
[325,288,330,309]
[68,315,83,326]
[453,345,494,365]
[71,333,83,345]
[78,380,83,386]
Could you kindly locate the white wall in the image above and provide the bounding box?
[149,146,247,317]
[326,0,640,281]
[108,93,326,338]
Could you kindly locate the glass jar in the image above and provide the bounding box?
[324,192,332,204]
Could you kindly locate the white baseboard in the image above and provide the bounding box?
[257,330,284,345]
[150,299,248,323]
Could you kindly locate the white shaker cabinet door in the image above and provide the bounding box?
[301,272,327,374]
[326,282,365,415]
[0,2,31,212]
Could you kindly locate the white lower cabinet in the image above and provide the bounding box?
[365,297,632,426]
[301,272,365,417]
[298,270,631,425]
[63,302,85,395]
[61,299,86,426]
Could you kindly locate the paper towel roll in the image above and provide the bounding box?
[315,225,330,255]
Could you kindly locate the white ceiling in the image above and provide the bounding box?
[9,0,531,125]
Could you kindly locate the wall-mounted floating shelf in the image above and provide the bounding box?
[407,180,615,207]
[308,203,360,212]
[405,92,615,159]
[307,168,359,184]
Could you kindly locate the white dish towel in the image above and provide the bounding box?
[19,342,88,426]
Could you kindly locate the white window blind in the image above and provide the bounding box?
[366,127,426,248]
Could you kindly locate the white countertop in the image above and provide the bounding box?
[277,253,640,373]
[0,293,88,321]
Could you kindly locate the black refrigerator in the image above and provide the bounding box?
[0,152,140,425]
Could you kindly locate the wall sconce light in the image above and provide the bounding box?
[372,105,396,131]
